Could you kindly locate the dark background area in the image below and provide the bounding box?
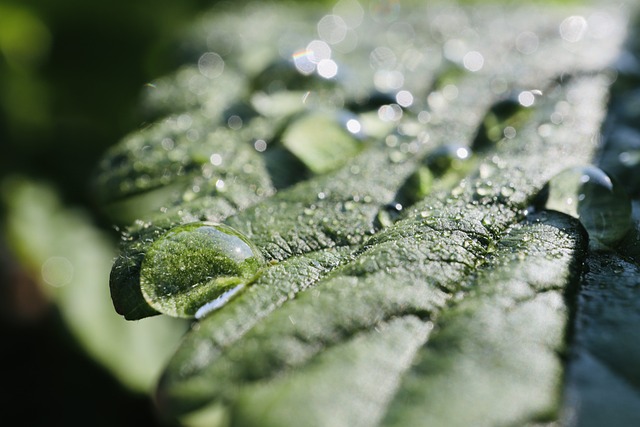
[1,1,336,425]
[0,0,214,209]
[0,1,214,425]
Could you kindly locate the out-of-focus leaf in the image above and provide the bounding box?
[563,251,640,427]
[562,15,640,424]
[1,178,187,392]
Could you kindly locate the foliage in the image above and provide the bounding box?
[2,1,640,426]
[100,2,640,426]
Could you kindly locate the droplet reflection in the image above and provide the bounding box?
[537,165,632,246]
[140,222,264,318]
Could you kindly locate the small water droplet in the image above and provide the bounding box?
[612,263,624,274]
[395,90,414,107]
[516,31,539,55]
[41,256,74,287]
[389,150,406,163]
[560,15,588,43]
[500,185,516,198]
[462,51,484,72]
[140,222,264,318]
[227,115,243,130]
[475,181,494,197]
[254,139,267,152]
[378,103,403,122]
[375,202,403,228]
[198,52,225,78]
[474,96,531,151]
[537,165,631,246]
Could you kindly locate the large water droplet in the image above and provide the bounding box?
[140,222,264,318]
[473,97,532,151]
[537,165,631,246]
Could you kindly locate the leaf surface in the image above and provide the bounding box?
[95,2,640,426]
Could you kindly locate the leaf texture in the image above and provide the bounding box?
[94,2,640,426]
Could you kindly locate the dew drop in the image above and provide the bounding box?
[462,51,484,72]
[560,15,588,43]
[515,31,539,55]
[41,256,74,287]
[537,166,631,246]
[254,139,267,152]
[375,202,403,228]
[140,222,264,318]
[473,97,531,151]
[198,52,225,79]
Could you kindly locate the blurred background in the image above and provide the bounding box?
[1,1,345,425]
[0,1,240,426]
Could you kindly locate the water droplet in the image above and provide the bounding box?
[256,58,335,93]
[140,222,264,318]
[317,14,349,44]
[41,256,74,287]
[612,263,624,274]
[462,51,484,72]
[516,31,539,55]
[198,52,225,79]
[517,90,541,107]
[395,90,414,107]
[227,115,243,130]
[370,0,401,23]
[317,59,339,79]
[376,202,403,228]
[500,185,516,198]
[254,139,267,152]
[537,166,631,246]
[560,15,588,43]
[474,181,494,197]
[473,97,531,151]
[378,103,403,122]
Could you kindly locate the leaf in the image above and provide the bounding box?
[563,252,640,427]
[1,177,188,392]
[561,13,640,425]
[95,1,640,426]
[229,212,586,427]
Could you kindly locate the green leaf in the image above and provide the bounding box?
[381,212,586,427]
[1,178,188,392]
[95,1,640,425]
[228,212,586,427]
[563,251,640,427]
[154,71,610,422]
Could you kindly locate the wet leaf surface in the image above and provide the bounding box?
[95,2,640,426]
